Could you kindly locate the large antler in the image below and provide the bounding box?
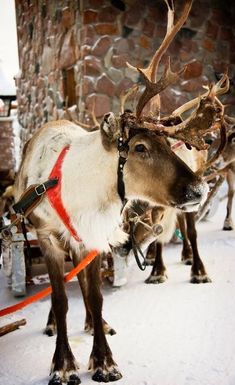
[137,75,229,150]
[127,0,193,119]
[172,73,230,117]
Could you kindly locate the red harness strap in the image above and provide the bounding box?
[46,146,81,242]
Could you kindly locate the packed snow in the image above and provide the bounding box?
[0,191,235,385]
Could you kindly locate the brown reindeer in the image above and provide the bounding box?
[13,1,228,384]
[222,118,235,230]
[115,109,230,286]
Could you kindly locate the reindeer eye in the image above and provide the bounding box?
[135,144,146,152]
[232,137,235,144]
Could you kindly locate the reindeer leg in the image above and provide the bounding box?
[178,213,193,265]
[145,242,167,284]
[71,250,116,336]
[44,307,57,337]
[145,241,156,265]
[85,255,122,382]
[38,234,80,385]
[223,170,234,230]
[185,213,211,284]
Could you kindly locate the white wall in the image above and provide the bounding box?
[0,0,19,90]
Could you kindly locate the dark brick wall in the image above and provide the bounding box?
[15,0,235,142]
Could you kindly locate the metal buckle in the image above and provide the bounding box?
[35,183,46,196]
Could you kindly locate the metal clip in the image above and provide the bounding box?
[35,183,46,196]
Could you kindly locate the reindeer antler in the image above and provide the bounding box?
[172,73,229,117]
[121,1,230,154]
[127,0,193,119]
[120,85,139,114]
[137,74,229,150]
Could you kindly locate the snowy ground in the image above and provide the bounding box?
[0,194,235,385]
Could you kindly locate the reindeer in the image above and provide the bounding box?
[13,1,228,384]
[115,128,226,286]
[198,116,235,230]
[221,117,235,230]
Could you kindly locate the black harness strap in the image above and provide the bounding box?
[117,135,129,207]
[13,178,58,216]
[117,155,127,205]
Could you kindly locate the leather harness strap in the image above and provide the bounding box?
[12,179,58,217]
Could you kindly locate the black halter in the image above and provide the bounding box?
[117,135,129,206]
[116,122,150,206]
[116,127,148,271]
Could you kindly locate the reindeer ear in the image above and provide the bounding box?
[100,112,120,149]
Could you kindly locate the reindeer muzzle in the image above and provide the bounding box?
[175,181,209,212]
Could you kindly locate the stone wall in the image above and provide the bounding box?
[15,0,235,142]
[0,118,15,181]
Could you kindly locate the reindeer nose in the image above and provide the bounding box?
[186,182,208,203]
[186,185,202,201]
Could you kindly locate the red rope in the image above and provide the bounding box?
[0,249,98,318]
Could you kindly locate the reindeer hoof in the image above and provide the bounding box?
[182,258,193,266]
[92,368,109,382]
[44,325,56,337]
[107,328,116,336]
[190,275,212,284]
[84,322,94,335]
[68,374,81,385]
[92,367,122,382]
[85,321,116,336]
[108,367,122,382]
[223,219,234,231]
[182,257,193,265]
[145,274,167,284]
[223,225,233,231]
[48,373,62,385]
[103,322,116,336]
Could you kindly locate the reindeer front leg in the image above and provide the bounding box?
[178,213,193,265]
[38,234,80,385]
[185,212,211,283]
[85,255,122,382]
[145,242,168,284]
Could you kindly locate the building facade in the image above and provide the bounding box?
[15,0,235,143]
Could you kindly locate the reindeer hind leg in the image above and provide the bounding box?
[44,307,57,337]
[185,213,211,284]
[178,213,193,265]
[223,171,234,231]
[71,249,116,337]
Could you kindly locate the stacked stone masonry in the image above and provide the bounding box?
[0,118,15,177]
[15,0,235,142]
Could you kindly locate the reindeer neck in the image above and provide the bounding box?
[61,131,121,213]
